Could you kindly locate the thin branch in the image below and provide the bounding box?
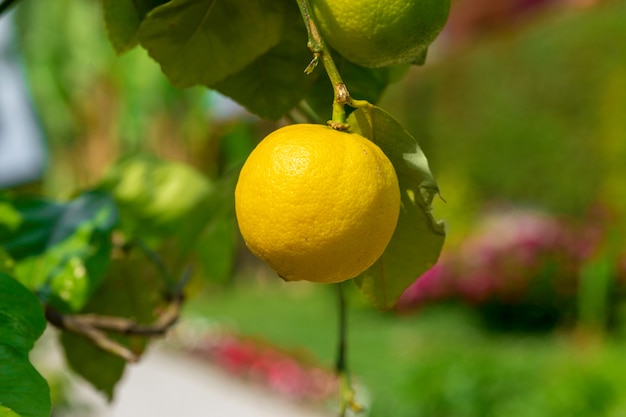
[45,307,140,362]
[296,0,372,130]
[336,282,348,373]
[45,267,189,362]
[336,283,363,416]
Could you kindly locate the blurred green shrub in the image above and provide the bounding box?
[385,337,626,417]
[386,0,626,218]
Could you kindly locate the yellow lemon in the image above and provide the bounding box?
[235,124,400,284]
[311,0,450,68]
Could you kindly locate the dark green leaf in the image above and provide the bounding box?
[213,4,317,120]
[102,0,168,54]
[2,192,118,312]
[0,273,46,352]
[349,106,446,310]
[0,191,117,261]
[0,198,65,261]
[138,0,285,87]
[61,259,167,399]
[0,273,50,417]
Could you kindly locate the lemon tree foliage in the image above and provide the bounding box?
[350,106,446,309]
[102,0,168,53]
[102,0,419,120]
[0,273,50,417]
[0,192,118,312]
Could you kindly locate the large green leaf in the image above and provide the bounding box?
[213,4,316,120]
[137,0,285,87]
[61,258,167,399]
[0,273,50,417]
[349,106,446,310]
[1,192,118,312]
[102,0,168,54]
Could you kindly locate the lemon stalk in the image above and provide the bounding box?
[336,283,364,416]
[296,0,371,130]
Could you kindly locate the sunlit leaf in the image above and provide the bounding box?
[102,0,168,54]
[137,0,285,87]
[0,273,50,417]
[1,192,118,312]
[349,106,446,310]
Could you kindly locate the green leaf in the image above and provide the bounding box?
[213,4,317,120]
[2,192,118,312]
[0,249,14,275]
[0,191,117,261]
[137,0,285,87]
[102,0,168,54]
[0,198,65,261]
[0,405,20,417]
[348,106,446,310]
[100,155,212,237]
[61,258,167,399]
[195,214,236,284]
[0,273,50,417]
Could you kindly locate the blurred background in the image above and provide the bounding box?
[2,0,626,416]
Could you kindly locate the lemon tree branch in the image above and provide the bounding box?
[336,283,363,416]
[296,0,371,130]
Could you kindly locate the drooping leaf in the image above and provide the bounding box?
[137,0,285,87]
[349,106,446,310]
[60,258,168,399]
[0,273,50,417]
[1,191,118,312]
[102,0,168,54]
[213,4,317,120]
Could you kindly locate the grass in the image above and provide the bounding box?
[183,277,626,417]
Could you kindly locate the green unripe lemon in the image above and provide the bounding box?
[311,0,450,68]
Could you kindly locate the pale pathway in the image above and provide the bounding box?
[92,347,334,417]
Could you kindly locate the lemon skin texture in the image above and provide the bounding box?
[311,0,450,68]
[235,124,401,284]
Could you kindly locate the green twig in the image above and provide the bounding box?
[336,283,363,416]
[296,0,372,130]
